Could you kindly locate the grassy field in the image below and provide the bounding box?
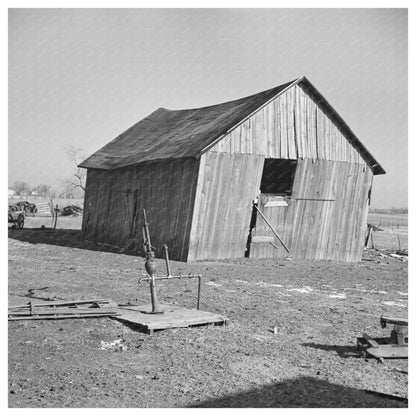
[8,215,408,408]
[367,213,408,228]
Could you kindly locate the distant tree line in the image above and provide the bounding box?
[10,180,84,199]
[9,145,87,200]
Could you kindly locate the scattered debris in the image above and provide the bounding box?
[287,286,313,294]
[60,205,83,216]
[388,253,407,260]
[235,279,282,289]
[328,293,346,299]
[99,339,127,351]
[382,301,406,307]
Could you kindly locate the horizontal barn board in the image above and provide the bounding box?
[113,304,228,334]
[265,200,288,207]
[251,235,275,243]
[79,77,384,175]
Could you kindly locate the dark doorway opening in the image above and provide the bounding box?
[245,158,297,257]
[260,158,297,196]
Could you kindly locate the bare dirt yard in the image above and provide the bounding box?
[8,216,408,408]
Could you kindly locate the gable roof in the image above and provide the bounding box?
[79,76,385,175]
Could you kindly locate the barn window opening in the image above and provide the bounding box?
[260,159,297,196]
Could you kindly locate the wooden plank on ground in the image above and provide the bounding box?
[8,308,118,320]
[113,304,228,334]
[9,299,116,309]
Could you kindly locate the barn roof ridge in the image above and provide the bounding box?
[157,81,299,112]
[79,76,385,174]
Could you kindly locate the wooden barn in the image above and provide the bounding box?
[79,76,385,262]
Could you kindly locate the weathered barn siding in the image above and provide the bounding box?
[80,76,384,263]
[187,152,264,261]
[209,84,365,165]
[250,159,373,262]
[203,82,374,262]
[82,158,199,261]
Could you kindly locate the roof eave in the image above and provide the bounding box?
[296,77,386,176]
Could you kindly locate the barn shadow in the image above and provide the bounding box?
[7,228,143,257]
[189,376,407,408]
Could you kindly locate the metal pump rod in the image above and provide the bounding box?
[138,273,202,310]
[142,209,163,314]
[162,244,172,276]
[139,212,203,311]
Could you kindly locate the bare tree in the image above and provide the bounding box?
[65,145,87,193]
[12,181,31,196]
[34,184,52,197]
[59,178,84,198]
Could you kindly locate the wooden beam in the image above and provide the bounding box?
[254,205,290,253]
[294,198,335,202]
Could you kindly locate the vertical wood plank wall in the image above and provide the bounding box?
[82,83,376,262]
[187,152,264,261]
[249,159,373,262]
[205,83,375,262]
[82,158,199,261]
[209,84,365,165]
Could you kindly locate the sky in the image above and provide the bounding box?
[8,8,408,208]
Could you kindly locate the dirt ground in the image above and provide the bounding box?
[8,216,408,408]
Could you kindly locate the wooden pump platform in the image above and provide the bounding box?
[112,304,228,335]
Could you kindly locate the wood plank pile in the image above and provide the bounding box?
[8,299,118,320]
[36,202,52,216]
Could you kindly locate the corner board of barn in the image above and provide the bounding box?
[79,76,385,263]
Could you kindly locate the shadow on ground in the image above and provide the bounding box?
[8,228,144,257]
[302,342,361,358]
[189,376,407,408]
